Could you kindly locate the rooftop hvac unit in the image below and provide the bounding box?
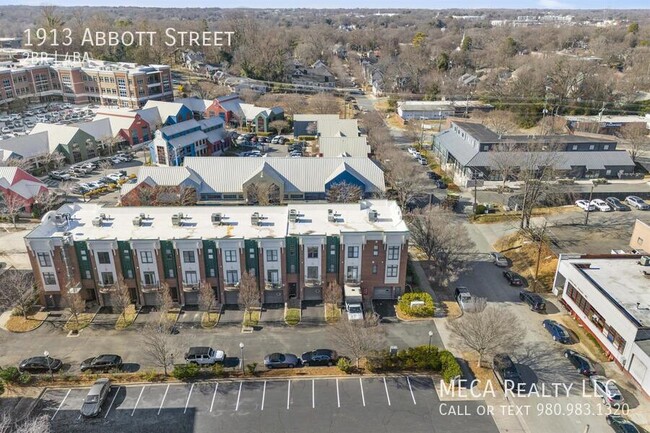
[133,216,142,226]
[211,213,223,225]
[91,217,102,227]
[53,213,67,228]
[251,212,260,226]
[327,209,335,223]
[640,256,650,266]
[99,213,106,220]
[368,209,379,222]
[139,213,146,220]
[171,214,182,226]
[288,209,298,223]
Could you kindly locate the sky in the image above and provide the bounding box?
[0,0,648,9]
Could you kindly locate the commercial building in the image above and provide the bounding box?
[397,100,493,121]
[0,58,173,109]
[149,117,227,166]
[565,114,650,136]
[553,254,650,396]
[0,167,48,211]
[630,220,650,254]
[25,200,408,308]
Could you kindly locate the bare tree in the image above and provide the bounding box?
[308,94,340,114]
[1,192,27,228]
[326,182,363,203]
[156,282,174,318]
[5,157,32,171]
[447,305,525,367]
[0,413,51,433]
[110,276,132,318]
[384,152,426,211]
[238,271,260,321]
[198,280,217,312]
[62,287,86,330]
[407,206,476,287]
[330,315,385,367]
[57,181,76,202]
[488,141,520,188]
[33,189,59,214]
[269,120,290,134]
[479,110,519,135]
[0,270,36,319]
[518,148,563,229]
[98,160,113,176]
[620,123,649,163]
[140,322,176,376]
[245,182,280,205]
[323,280,343,306]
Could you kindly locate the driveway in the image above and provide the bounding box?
[372,300,398,323]
[300,301,325,326]
[261,304,285,327]
[32,376,498,433]
[176,307,202,330]
[218,306,244,327]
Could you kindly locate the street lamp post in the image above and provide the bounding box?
[239,342,245,372]
[44,350,53,380]
[428,330,433,351]
[584,184,595,226]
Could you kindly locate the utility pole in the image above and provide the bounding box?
[584,184,595,226]
[533,221,548,293]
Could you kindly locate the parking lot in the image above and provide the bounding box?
[34,376,499,433]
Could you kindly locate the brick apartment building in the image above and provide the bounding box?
[25,201,409,309]
[0,58,173,109]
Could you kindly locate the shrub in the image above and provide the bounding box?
[18,372,32,385]
[245,363,258,376]
[0,380,4,396]
[172,363,201,381]
[337,358,354,374]
[142,370,159,382]
[475,204,487,215]
[440,351,463,383]
[398,292,435,317]
[297,135,317,141]
[212,363,227,378]
[0,367,21,383]
[367,346,442,372]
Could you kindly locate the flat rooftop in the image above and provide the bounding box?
[26,200,408,242]
[568,257,650,326]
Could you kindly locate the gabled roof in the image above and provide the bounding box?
[142,100,188,122]
[160,119,201,137]
[240,103,269,120]
[0,132,50,160]
[31,123,80,147]
[318,136,371,157]
[216,94,244,118]
[0,166,47,200]
[75,118,113,141]
[316,119,360,138]
[175,97,213,113]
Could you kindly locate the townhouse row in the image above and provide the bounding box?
[25,201,409,308]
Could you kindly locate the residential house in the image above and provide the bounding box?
[200,94,284,132]
[25,200,409,308]
[30,123,99,164]
[291,60,336,89]
[0,167,48,211]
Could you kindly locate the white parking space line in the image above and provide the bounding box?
[210,383,219,413]
[312,379,315,409]
[52,389,71,420]
[235,382,242,411]
[407,376,417,405]
[287,380,291,410]
[184,383,195,414]
[383,377,391,406]
[158,384,170,415]
[132,386,146,416]
[261,381,266,411]
[336,379,340,408]
[359,378,366,407]
[105,387,119,419]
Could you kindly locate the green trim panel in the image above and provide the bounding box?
[160,240,176,279]
[74,241,94,280]
[326,236,340,274]
[117,241,135,279]
[202,240,218,279]
[244,239,259,275]
[285,237,299,274]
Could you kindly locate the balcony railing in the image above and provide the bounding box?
[182,282,199,293]
[141,283,160,293]
[264,280,281,290]
[224,281,240,290]
[345,279,361,287]
[304,278,322,287]
[98,285,114,294]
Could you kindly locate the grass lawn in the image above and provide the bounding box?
[285,308,301,326]
[115,305,137,330]
[201,311,220,328]
[324,303,341,323]
[5,310,48,333]
[64,312,94,332]
[242,310,261,327]
[165,309,180,324]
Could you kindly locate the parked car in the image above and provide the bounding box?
[590,375,624,407]
[264,353,300,369]
[564,350,596,376]
[454,286,474,311]
[407,147,417,155]
[80,378,112,418]
[605,197,630,212]
[626,196,650,210]
[417,157,428,165]
[19,356,63,373]
[301,349,338,366]
[184,346,225,366]
[490,252,509,267]
[427,171,441,180]
[270,136,281,144]
[492,353,523,391]
[502,271,523,286]
[590,199,612,212]
[80,354,123,372]
[542,319,571,343]
[435,180,447,189]
[606,415,640,433]
[576,200,596,211]
[519,291,546,312]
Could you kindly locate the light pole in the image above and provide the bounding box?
[239,342,245,372]
[44,350,53,380]
[584,184,595,226]
[428,330,433,351]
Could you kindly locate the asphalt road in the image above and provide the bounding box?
[34,376,499,433]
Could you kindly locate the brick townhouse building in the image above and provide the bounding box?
[25,200,409,309]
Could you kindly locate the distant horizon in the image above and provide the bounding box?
[0,1,648,10]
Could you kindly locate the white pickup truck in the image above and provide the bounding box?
[344,285,364,321]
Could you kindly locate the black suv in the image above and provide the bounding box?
[80,354,123,372]
[519,291,546,312]
[301,349,338,366]
[493,353,523,392]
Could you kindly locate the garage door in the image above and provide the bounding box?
[224,290,239,305]
[373,287,393,300]
[143,292,158,307]
[304,287,322,301]
[184,292,199,306]
[630,354,648,384]
[264,290,284,304]
[102,293,114,307]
